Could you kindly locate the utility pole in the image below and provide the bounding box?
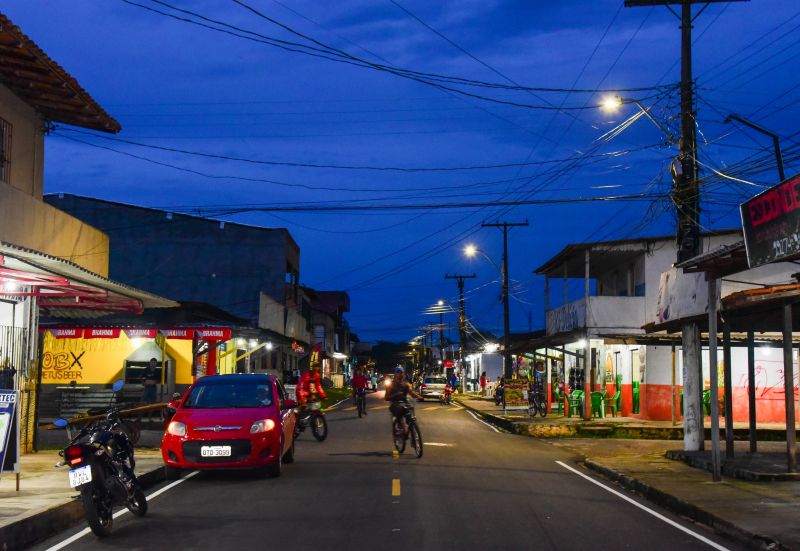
[482,220,529,378]
[446,273,476,390]
[626,0,748,461]
[625,0,746,263]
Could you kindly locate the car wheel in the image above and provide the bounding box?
[164,466,182,481]
[284,438,295,464]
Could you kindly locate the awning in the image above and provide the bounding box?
[0,241,177,318]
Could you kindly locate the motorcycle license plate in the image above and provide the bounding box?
[201,445,231,457]
[68,465,92,488]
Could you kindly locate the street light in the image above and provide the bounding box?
[600,95,676,144]
[723,113,785,182]
[463,243,501,270]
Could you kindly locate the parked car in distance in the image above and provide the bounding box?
[162,374,297,478]
[419,376,448,401]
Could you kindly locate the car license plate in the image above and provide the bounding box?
[201,445,232,457]
[68,465,92,488]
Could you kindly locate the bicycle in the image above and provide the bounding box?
[527,382,547,418]
[355,389,367,418]
[391,401,423,458]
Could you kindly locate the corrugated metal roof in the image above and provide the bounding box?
[0,241,177,318]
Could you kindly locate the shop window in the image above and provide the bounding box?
[0,118,11,184]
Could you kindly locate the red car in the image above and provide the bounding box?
[162,374,297,478]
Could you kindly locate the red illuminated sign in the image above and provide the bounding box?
[741,174,800,268]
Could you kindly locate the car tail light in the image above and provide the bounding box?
[421,384,427,390]
[250,419,276,433]
[167,421,186,436]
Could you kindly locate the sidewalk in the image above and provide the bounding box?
[457,395,800,550]
[0,431,167,551]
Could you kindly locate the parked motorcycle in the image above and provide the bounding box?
[493,383,505,407]
[294,399,328,441]
[54,380,147,537]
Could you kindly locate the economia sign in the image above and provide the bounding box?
[741,174,800,268]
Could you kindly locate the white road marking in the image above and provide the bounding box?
[45,471,199,551]
[555,461,730,551]
[425,442,453,447]
[466,410,500,432]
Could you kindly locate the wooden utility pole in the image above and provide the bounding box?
[446,273,476,390]
[481,220,529,378]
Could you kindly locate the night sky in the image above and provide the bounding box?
[5,0,799,343]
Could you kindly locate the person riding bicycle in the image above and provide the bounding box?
[352,368,369,415]
[297,364,327,407]
[384,366,420,425]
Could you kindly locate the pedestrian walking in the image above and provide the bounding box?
[480,371,487,397]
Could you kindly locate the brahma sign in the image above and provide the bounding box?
[741,174,800,268]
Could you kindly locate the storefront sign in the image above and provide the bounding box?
[51,328,82,339]
[292,341,305,353]
[742,174,800,268]
[124,328,158,339]
[84,328,121,339]
[546,301,585,336]
[162,328,195,340]
[0,390,19,477]
[196,328,231,341]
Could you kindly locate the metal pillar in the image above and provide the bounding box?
[708,276,722,481]
[723,322,734,459]
[782,303,796,473]
[747,330,757,453]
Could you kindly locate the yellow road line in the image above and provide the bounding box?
[392,450,399,459]
[423,406,441,411]
[392,479,401,496]
[342,406,356,411]
[371,405,389,410]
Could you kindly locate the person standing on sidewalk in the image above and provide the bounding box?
[480,372,487,397]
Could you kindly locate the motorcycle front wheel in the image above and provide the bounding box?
[81,485,113,537]
[311,413,328,442]
[126,487,148,517]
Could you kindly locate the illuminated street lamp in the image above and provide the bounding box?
[600,95,676,144]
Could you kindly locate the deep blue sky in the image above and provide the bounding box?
[6,0,800,342]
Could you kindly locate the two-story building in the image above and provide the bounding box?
[532,230,742,419]
[0,13,177,454]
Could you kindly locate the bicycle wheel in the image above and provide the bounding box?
[393,420,406,454]
[409,421,423,459]
[538,397,547,418]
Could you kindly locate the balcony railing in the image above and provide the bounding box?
[546,296,646,336]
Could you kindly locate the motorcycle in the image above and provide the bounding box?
[54,380,147,537]
[493,383,506,407]
[294,399,328,441]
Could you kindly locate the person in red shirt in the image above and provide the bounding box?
[297,364,327,406]
[351,368,370,417]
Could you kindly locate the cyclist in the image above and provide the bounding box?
[385,366,420,426]
[352,368,369,416]
[297,364,327,407]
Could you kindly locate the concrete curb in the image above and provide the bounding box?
[583,459,786,551]
[1,465,166,551]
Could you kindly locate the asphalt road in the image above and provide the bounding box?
[33,390,745,551]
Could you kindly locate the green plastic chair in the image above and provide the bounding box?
[605,390,621,417]
[567,390,584,417]
[702,389,711,415]
[632,381,640,414]
[555,389,565,415]
[590,391,605,418]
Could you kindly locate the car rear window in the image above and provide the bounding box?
[184,379,273,408]
[424,377,447,384]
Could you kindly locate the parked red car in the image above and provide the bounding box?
[162,374,297,478]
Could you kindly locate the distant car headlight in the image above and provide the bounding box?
[250,419,277,433]
[167,421,186,436]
